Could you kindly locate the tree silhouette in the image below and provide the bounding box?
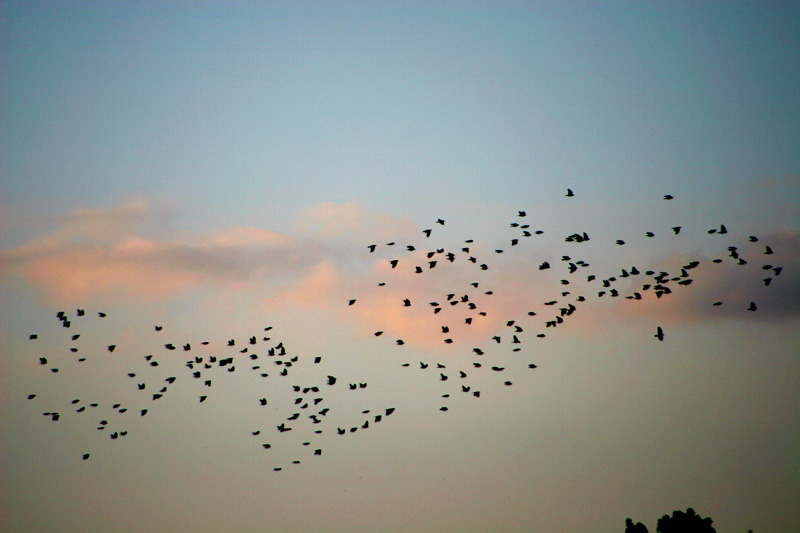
[657,508,716,533]
[626,508,717,533]
[625,517,649,533]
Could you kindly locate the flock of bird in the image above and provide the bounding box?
[21,190,783,470]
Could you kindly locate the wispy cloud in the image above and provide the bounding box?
[1,201,326,302]
[296,200,417,242]
[4,200,795,350]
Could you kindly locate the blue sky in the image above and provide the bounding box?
[2,3,799,532]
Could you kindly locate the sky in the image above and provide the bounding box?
[1,2,799,532]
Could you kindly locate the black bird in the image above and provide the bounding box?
[566,188,574,197]
[747,302,757,311]
[82,454,90,460]
[327,375,337,385]
[655,327,664,342]
[259,398,268,405]
[108,345,116,352]
[663,194,673,200]
[423,229,432,237]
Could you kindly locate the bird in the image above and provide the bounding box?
[566,188,574,197]
[655,327,664,342]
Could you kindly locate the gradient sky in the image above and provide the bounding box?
[2,3,799,532]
